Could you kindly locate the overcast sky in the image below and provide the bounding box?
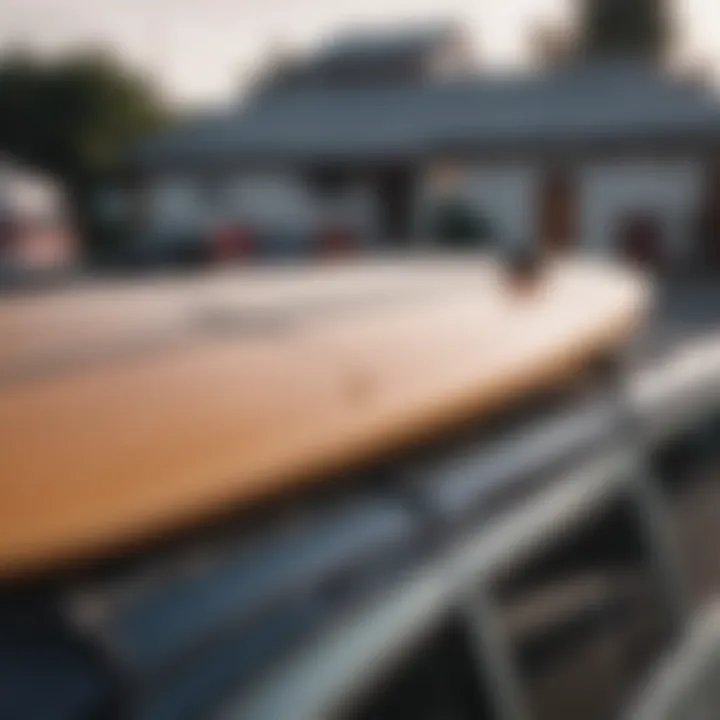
[0,0,717,105]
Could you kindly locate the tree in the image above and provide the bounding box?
[0,49,170,260]
[532,0,675,69]
[530,22,577,69]
[578,0,672,62]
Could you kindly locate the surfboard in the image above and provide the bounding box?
[0,257,650,576]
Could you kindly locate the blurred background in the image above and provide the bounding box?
[1,0,720,276]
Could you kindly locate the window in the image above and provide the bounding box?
[308,167,353,199]
[348,617,491,720]
[490,495,676,720]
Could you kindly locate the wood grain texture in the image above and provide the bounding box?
[0,258,650,576]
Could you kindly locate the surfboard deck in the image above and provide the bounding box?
[0,257,650,577]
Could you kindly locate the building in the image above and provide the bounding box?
[131,22,720,269]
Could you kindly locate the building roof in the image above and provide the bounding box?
[307,22,459,73]
[135,62,720,169]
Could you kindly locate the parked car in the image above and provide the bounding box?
[3,256,705,720]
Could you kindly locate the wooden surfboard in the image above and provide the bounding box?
[0,257,650,577]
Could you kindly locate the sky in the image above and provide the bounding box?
[0,0,718,105]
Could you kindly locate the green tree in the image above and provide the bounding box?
[532,0,675,69]
[579,0,672,62]
[0,49,170,260]
[530,23,577,69]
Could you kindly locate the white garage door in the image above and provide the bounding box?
[581,160,704,262]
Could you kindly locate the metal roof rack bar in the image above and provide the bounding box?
[226,449,635,720]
